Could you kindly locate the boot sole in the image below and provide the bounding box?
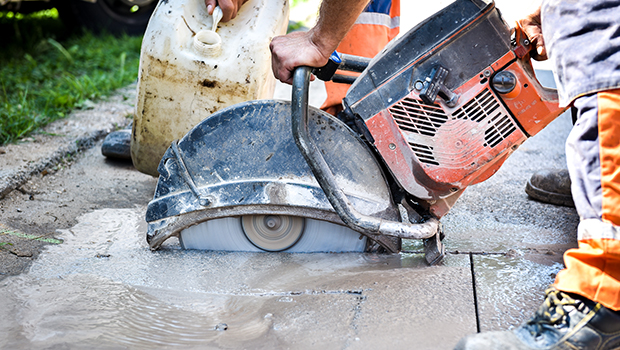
[525,180,575,208]
[101,129,132,160]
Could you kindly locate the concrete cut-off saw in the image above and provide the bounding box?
[145,0,565,264]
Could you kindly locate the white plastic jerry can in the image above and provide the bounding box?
[132,0,290,176]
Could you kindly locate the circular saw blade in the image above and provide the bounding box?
[179,216,367,253]
[241,215,305,252]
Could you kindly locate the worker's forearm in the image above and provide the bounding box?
[308,0,371,56]
[269,0,371,84]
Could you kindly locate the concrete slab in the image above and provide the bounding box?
[349,258,475,350]
[0,203,475,349]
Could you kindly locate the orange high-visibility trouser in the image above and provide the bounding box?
[321,0,400,116]
[555,89,620,311]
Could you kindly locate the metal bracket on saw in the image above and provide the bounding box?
[424,228,445,266]
[170,141,212,207]
[419,66,459,107]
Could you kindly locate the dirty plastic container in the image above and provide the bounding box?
[132,0,289,176]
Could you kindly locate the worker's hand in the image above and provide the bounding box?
[518,5,547,60]
[205,0,248,22]
[270,30,334,85]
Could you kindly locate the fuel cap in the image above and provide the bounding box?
[492,71,517,94]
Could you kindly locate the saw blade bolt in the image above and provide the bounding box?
[199,197,211,206]
[264,216,282,230]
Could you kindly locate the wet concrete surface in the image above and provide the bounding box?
[1,204,475,349]
[0,2,579,347]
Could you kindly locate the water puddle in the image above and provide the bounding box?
[0,208,434,349]
[473,255,563,331]
[1,206,559,348]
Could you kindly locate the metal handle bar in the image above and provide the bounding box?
[290,66,439,242]
[312,52,371,84]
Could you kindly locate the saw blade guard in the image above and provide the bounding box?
[145,100,401,253]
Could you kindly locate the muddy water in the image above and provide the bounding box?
[0,208,421,349]
[473,255,563,331]
[0,207,565,348]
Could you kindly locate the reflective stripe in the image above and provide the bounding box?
[578,219,620,241]
[355,12,400,29]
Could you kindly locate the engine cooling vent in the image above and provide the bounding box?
[408,142,439,166]
[483,107,516,148]
[453,89,499,122]
[388,88,516,165]
[389,97,448,137]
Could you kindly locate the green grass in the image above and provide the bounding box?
[0,2,314,146]
[0,9,142,145]
[291,0,310,7]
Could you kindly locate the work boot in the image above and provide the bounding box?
[525,169,574,207]
[454,288,620,350]
[101,123,132,160]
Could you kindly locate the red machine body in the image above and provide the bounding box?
[343,0,565,217]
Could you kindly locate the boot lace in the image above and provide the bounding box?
[526,288,583,337]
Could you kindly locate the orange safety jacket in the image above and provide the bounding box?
[321,0,400,116]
